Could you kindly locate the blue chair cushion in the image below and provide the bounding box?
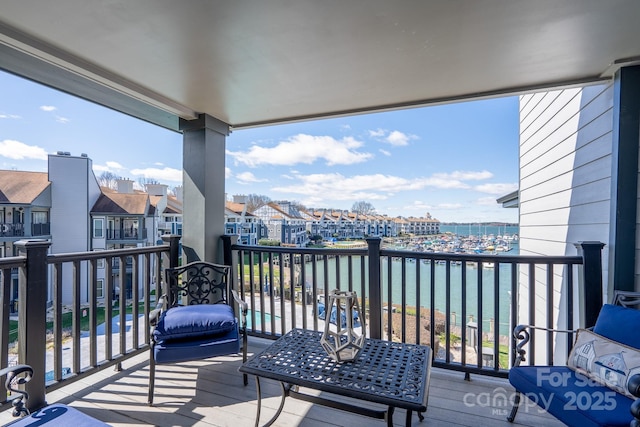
[509,366,634,427]
[593,304,640,348]
[154,304,236,341]
[6,403,109,426]
[153,325,240,364]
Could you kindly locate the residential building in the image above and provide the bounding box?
[0,170,52,311]
[0,153,170,306]
[252,201,309,247]
[224,195,260,245]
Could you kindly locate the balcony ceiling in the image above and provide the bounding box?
[1,1,640,131]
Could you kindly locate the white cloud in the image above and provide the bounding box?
[436,203,465,210]
[154,162,164,166]
[0,113,21,119]
[0,140,48,160]
[386,130,411,146]
[40,105,56,112]
[55,116,70,124]
[236,172,266,183]
[474,182,518,195]
[403,201,434,212]
[130,167,182,182]
[227,134,372,167]
[476,196,501,206]
[225,167,232,179]
[106,161,125,169]
[422,177,470,189]
[379,149,391,156]
[269,169,502,205]
[369,129,417,146]
[92,164,110,172]
[273,173,423,201]
[433,170,493,181]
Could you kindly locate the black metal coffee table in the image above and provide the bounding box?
[239,328,431,427]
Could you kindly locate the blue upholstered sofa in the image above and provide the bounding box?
[508,303,640,426]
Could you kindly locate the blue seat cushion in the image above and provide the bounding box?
[6,403,109,426]
[153,324,240,364]
[154,304,236,341]
[593,304,640,348]
[509,366,634,427]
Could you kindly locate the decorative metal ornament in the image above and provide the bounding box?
[320,289,365,362]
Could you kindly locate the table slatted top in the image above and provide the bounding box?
[240,328,431,411]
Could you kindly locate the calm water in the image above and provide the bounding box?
[302,233,519,336]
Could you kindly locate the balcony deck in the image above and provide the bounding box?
[0,337,562,427]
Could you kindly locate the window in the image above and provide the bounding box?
[96,279,104,299]
[93,218,104,238]
[32,211,48,224]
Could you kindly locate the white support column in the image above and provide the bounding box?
[180,114,229,264]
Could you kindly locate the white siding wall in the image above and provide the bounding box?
[518,83,613,363]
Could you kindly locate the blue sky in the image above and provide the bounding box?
[1,70,519,223]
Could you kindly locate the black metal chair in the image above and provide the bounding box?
[148,261,248,405]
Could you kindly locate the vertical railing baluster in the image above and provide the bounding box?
[312,254,319,331]
[131,255,139,350]
[258,253,265,333]
[360,256,366,335]
[546,263,554,365]
[510,261,518,367]
[118,255,126,356]
[567,262,575,351]
[104,256,113,361]
[386,256,392,340]
[289,251,296,330]
[300,257,307,330]
[53,262,63,381]
[493,261,500,370]
[335,254,341,291]
[415,259,421,345]
[0,265,11,400]
[72,260,81,372]
[445,260,451,363]
[89,259,98,367]
[528,263,536,365]
[429,256,435,360]
[248,251,255,332]
[144,252,151,345]
[279,253,286,334]
[477,262,483,369]
[347,255,353,292]
[401,257,406,343]
[461,260,467,366]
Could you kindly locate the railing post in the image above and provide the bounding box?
[366,237,382,339]
[14,239,51,411]
[221,234,238,267]
[161,234,181,269]
[575,241,605,328]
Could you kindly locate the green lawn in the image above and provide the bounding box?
[8,302,147,345]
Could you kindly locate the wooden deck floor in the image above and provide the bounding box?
[0,338,563,427]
